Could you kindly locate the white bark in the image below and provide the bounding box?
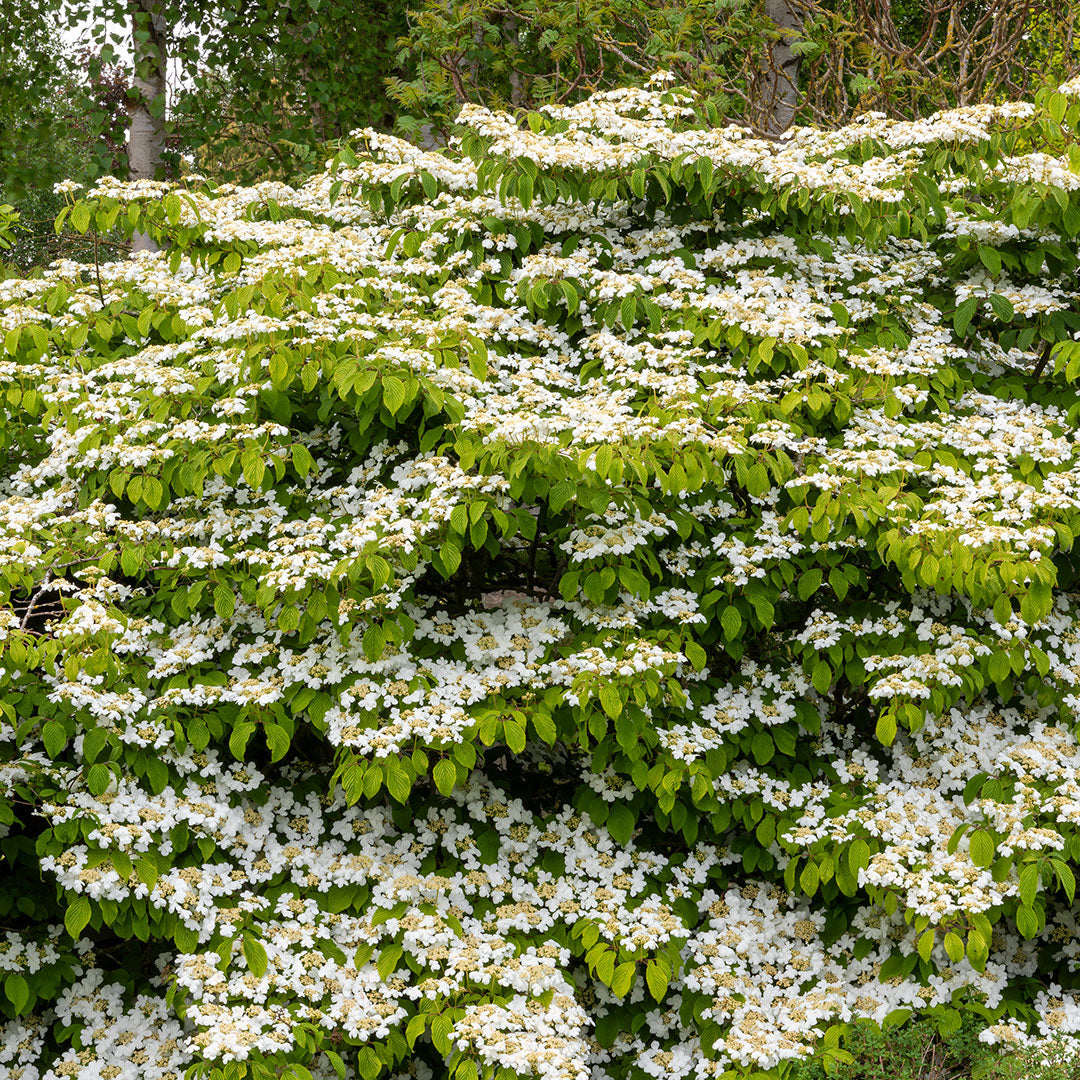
[764,0,803,134]
[129,0,168,252]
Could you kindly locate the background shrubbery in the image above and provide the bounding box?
[4,0,1080,275]
[792,1016,1080,1080]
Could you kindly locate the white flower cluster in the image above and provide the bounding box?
[3,77,1080,1080]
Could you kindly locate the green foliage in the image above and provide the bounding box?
[388,0,768,139]
[792,1016,1078,1080]
[0,38,130,275]
[0,203,16,252]
[391,0,1080,138]
[168,0,410,182]
[794,0,1080,125]
[0,1,74,197]
[0,2,407,194]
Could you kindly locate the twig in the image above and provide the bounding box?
[93,231,105,306]
[1030,338,1054,384]
[20,571,54,629]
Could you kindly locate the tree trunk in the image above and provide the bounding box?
[504,17,525,109]
[763,0,803,133]
[129,0,168,252]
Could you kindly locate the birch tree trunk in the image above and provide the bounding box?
[129,0,168,252]
[763,0,803,133]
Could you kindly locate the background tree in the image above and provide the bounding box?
[168,0,408,182]
[3,0,1079,273]
[60,0,408,186]
[0,1,76,199]
[793,0,1080,125]
[126,0,169,185]
[763,0,805,132]
[389,0,1080,137]
[0,35,129,276]
[386,0,786,140]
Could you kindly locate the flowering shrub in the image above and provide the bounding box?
[6,72,1080,1080]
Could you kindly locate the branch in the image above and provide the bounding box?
[1030,338,1054,384]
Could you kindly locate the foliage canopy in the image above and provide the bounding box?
[5,74,1080,1080]
[390,0,1080,140]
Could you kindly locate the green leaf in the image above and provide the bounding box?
[847,837,870,872]
[721,605,742,640]
[943,931,964,963]
[135,858,159,889]
[610,960,635,997]
[953,296,977,336]
[243,934,268,977]
[607,803,635,845]
[531,711,557,744]
[290,443,314,477]
[264,723,290,762]
[229,721,256,760]
[967,929,989,971]
[362,622,385,661]
[811,660,832,694]
[797,568,822,600]
[643,963,669,1002]
[70,202,91,234]
[86,763,111,795]
[599,682,623,719]
[41,720,67,758]
[1055,859,1076,903]
[385,765,411,804]
[382,375,407,414]
[1016,905,1039,939]
[214,583,235,618]
[992,594,1011,626]
[559,571,580,601]
[683,639,707,671]
[4,973,29,1013]
[988,293,1014,322]
[560,279,580,314]
[875,709,897,746]
[978,245,1001,276]
[377,943,403,980]
[358,1046,382,1080]
[65,894,91,939]
[433,758,457,796]
[467,336,489,380]
[1019,861,1039,908]
[503,718,526,752]
[241,449,265,489]
[946,823,969,855]
[751,731,774,765]
[969,830,995,869]
[406,1013,428,1048]
[917,929,934,962]
[987,650,1011,684]
[517,170,534,209]
[595,948,615,985]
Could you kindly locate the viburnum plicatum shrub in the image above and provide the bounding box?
[8,71,1080,1080]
